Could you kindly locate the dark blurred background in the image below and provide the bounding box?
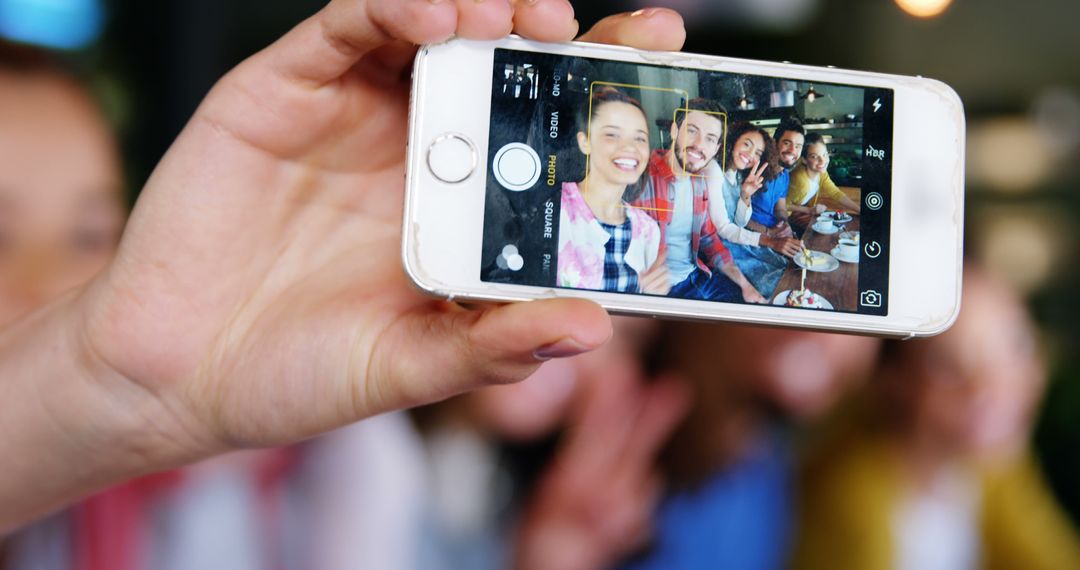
[6,0,1078,522]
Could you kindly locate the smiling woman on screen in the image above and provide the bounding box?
[557,87,670,295]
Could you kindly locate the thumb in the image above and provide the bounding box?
[367,299,612,411]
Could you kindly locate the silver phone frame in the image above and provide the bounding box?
[403,36,966,339]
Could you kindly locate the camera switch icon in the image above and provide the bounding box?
[860,290,883,308]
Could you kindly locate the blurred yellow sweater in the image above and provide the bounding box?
[792,433,1080,570]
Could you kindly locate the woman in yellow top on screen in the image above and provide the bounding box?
[786,133,861,229]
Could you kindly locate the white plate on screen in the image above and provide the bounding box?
[831,246,859,264]
[811,221,839,235]
[772,290,834,310]
[794,250,840,272]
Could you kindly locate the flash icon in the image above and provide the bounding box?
[872,98,882,113]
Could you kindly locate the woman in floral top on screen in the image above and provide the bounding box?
[557,87,669,294]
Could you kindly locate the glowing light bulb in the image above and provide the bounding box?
[895,0,953,18]
[806,92,816,103]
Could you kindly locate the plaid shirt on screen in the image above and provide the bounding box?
[631,150,733,274]
[599,219,639,293]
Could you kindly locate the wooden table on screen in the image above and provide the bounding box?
[774,216,860,312]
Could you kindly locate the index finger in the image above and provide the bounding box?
[269,0,581,87]
[755,161,769,178]
[612,376,689,474]
[577,8,687,51]
[268,0,459,85]
[511,0,580,43]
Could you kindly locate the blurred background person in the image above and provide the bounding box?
[403,317,688,570]
[0,42,123,325]
[791,266,1080,570]
[0,38,138,569]
[0,39,312,570]
[304,317,688,570]
[621,321,880,569]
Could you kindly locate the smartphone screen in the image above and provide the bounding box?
[481,48,893,315]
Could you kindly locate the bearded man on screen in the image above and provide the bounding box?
[632,98,765,303]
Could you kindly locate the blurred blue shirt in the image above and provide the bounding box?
[623,431,793,570]
[0,0,104,49]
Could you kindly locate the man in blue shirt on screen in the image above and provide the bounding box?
[746,118,805,238]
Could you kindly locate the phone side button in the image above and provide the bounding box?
[427,133,478,184]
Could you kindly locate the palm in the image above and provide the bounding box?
[83,63,422,446]
[75,1,685,454]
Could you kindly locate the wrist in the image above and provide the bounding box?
[0,290,207,531]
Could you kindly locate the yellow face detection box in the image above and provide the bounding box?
[584,81,688,186]
[670,107,728,179]
[585,82,728,182]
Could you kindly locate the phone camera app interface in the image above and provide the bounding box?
[480,49,893,316]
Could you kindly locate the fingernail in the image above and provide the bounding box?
[631,8,661,17]
[534,338,590,361]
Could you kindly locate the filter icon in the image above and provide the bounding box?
[496,244,525,272]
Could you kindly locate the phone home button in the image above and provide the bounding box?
[427,133,477,184]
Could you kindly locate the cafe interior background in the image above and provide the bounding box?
[4,0,1078,529]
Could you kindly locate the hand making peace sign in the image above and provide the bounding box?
[740,159,770,203]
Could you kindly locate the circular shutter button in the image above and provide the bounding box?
[427,133,477,184]
[492,143,542,192]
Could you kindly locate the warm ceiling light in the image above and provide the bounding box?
[895,0,953,18]
[800,85,821,103]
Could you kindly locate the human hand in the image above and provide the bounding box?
[515,358,688,570]
[767,220,794,239]
[739,160,768,202]
[814,203,828,215]
[639,249,671,295]
[763,236,804,258]
[55,3,687,478]
[788,210,813,230]
[742,284,768,304]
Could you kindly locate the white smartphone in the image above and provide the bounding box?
[403,36,965,338]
